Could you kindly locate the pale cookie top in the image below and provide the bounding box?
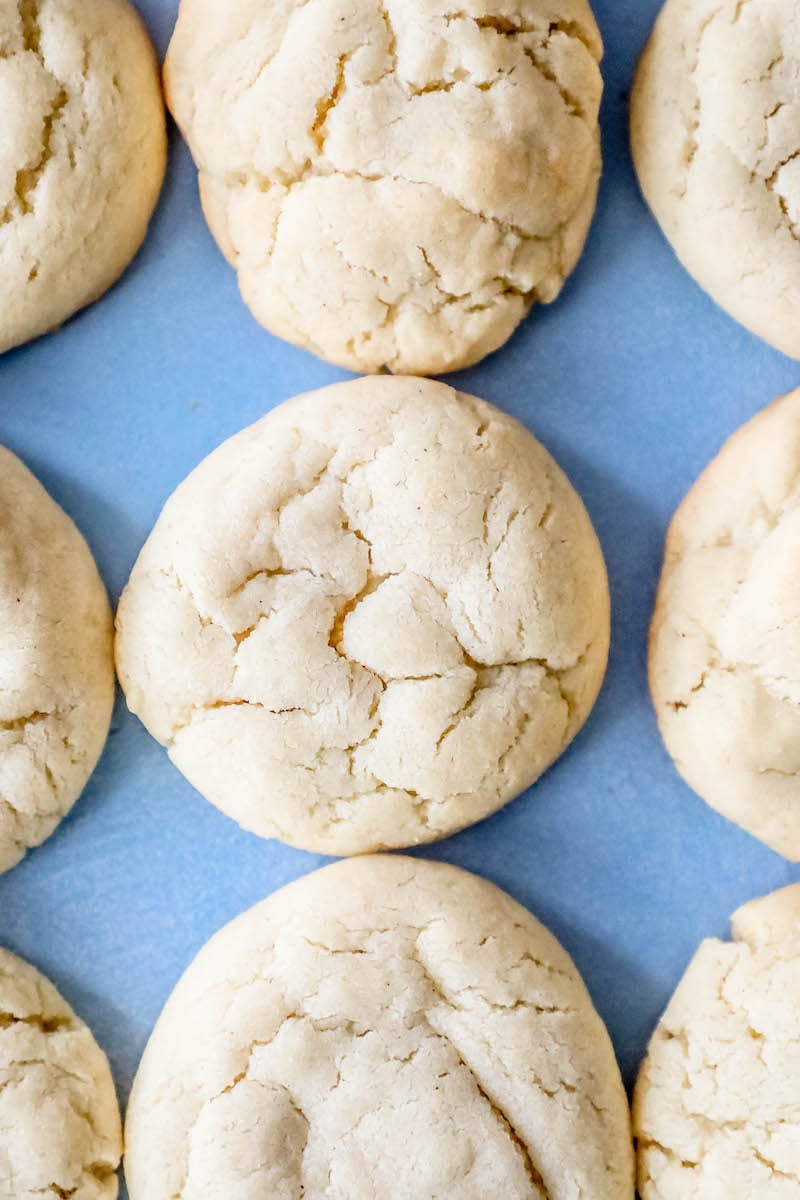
[649,388,800,860]
[116,377,610,856]
[165,0,603,375]
[125,855,635,1200]
[0,446,115,874]
[631,0,800,359]
[0,0,166,354]
[635,883,800,1199]
[0,947,122,1199]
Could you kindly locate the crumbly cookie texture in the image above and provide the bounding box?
[635,883,800,1198]
[164,0,603,375]
[649,388,800,860]
[0,947,122,1199]
[631,0,800,359]
[115,377,610,855]
[125,855,635,1200]
[0,446,114,873]
[0,0,166,354]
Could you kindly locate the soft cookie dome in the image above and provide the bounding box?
[165,0,604,374]
[116,377,610,855]
[0,947,122,1197]
[650,389,800,860]
[0,446,115,874]
[0,0,166,353]
[632,0,800,358]
[635,884,800,1198]
[126,857,635,1199]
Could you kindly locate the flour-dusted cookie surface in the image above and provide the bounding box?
[0,0,166,354]
[631,0,800,359]
[635,884,800,1198]
[0,947,122,1198]
[649,388,800,859]
[126,855,634,1200]
[116,377,610,855]
[164,0,604,375]
[0,446,114,873]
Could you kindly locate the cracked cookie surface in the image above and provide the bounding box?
[0,946,122,1199]
[115,376,610,855]
[164,0,604,375]
[0,446,114,874]
[649,388,800,859]
[634,883,800,1198]
[0,0,166,354]
[631,0,800,359]
[125,855,634,1200]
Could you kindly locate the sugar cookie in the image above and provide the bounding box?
[0,0,166,353]
[632,0,800,358]
[650,388,800,859]
[116,377,610,855]
[635,884,800,1198]
[126,855,634,1199]
[165,0,603,374]
[0,946,122,1198]
[0,446,114,873]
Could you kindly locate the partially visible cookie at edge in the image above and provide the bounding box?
[164,0,604,375]
[0,946,122,1199]
[115,375,610,856]
[126,854,635,1199]
[0,445,115,873]
[649,387,800,859]
[0,0,166,354]
[631,0,800,358]
[635,883,800,1198]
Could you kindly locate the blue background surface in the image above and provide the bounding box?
[1,1,799,1192]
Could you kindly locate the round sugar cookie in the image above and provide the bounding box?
[164,0,604,375]
[635,884,800,1198]
[125,855,635,1200]
[0,946,122,1198]
[0,446,115,874]
[115,376,610,855]
[631,0,800,359]
[0,0,166,354]
[649,388,800,860]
